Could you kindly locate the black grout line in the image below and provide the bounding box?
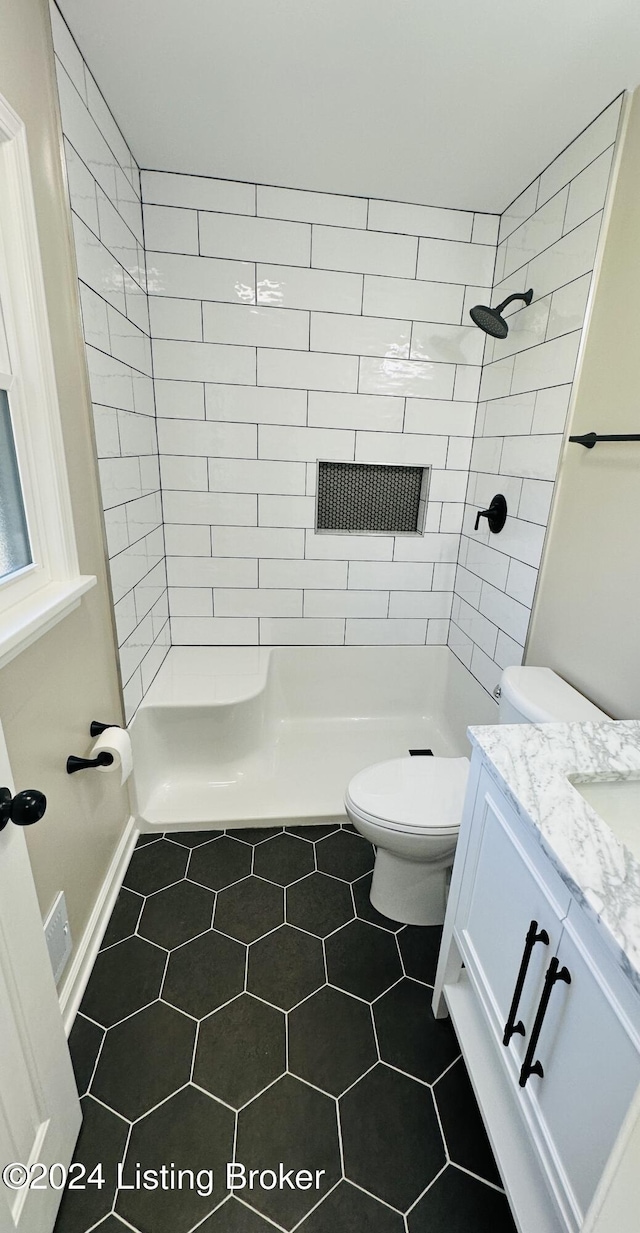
[140,162,481,220]
[494,204,603,297]
[67,159,145,278]
[143,200,496,248]
[148,244,490,289]
[498,93,623,220]
[53,50,140,203]
[53,4,141,189]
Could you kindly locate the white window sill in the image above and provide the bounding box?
[0,575,97,671]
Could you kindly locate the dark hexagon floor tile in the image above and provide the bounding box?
[407,1165,515,1233]
[231,826,284,845]
[81,936,166,1027]
[286,873,353,938]
[197,1198,277,1231]
[374,979,459,1084]
[398,925,442,985]
[353,873,404,932]
[67,1014,104,1096]
[286,824,340,841]
[100,886,143,949]
[53,1096,128,1233]
[434,1058,501,1186]
[298,1180,404,1231]
[325,919,401,1002]
[253,832,315,886]
[247,925,324,1010]
[215,876,284,943]
[189,835,252,890]
[316,830,374,882]
[123,839,188,896]
[163,929,245,1018]
[289,985,376,1096]
[194,993,285,1108]
[138,879,214,949]
[91,1000,195,1120]
[116,1086,234,1233]
[236,1074,341,1228]
[166,830,224,847]
[340,1064,445,1211]
[136,833,163,846]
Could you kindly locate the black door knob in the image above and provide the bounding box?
[0,787,47,832]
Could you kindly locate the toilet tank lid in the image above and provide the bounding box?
[501,666,608,723]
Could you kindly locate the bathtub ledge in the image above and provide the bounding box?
[139,645,272,708]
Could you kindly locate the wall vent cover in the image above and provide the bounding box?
[316,460,429,535]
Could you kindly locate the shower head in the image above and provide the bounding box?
[470,289,534,338]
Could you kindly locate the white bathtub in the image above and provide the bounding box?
[129,645,497,831]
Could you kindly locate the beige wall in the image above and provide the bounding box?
[527,89,640,719]
[0,0,130,960]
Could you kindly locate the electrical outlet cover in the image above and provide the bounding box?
[44,891,72,985]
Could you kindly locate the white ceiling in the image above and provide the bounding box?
[58,0,640,214]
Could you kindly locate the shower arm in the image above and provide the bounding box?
[495,291,533,314]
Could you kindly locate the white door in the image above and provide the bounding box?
[0,719,81,1233]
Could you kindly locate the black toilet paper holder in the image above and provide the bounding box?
[66,752,114,774]
[89,719,121,737]
[66,720,122,774]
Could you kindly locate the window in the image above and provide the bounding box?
[0,92,94,667]
[0,388,31,580]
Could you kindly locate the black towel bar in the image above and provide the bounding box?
[569,432,640,448]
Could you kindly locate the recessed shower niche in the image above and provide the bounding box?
[316,461,430,536]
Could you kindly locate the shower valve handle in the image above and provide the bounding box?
[474,494,507,534]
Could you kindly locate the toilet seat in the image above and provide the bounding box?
[346,755,470,835]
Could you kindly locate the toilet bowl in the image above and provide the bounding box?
[345,666,608,927]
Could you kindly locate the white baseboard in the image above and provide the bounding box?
[59,814,138,1036]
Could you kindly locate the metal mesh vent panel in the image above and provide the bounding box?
[316,461,427,534]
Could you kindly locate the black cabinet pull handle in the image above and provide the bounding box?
[503,920,550,1046]
[519,956,571,1087]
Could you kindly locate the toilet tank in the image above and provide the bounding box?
[499,666,608,724]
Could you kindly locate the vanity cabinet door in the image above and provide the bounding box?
[521,908,640,1225]
[455,768,572,1069]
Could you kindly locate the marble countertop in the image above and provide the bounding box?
[467,719,640,993]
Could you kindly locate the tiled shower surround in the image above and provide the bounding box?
[451,96,623,694]
[143,175,496,651]
[51,2,170,719]
[51,3,622,710]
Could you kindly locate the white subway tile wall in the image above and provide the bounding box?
[142,165,498,649]
[51,3,169,719]
[53,4,622,693]
[448,96,622,691]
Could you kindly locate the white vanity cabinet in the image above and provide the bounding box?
[434,753,640,1233]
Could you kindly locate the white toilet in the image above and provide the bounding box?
[345,666,607,927]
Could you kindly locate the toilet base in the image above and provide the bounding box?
[370,847,450,927]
